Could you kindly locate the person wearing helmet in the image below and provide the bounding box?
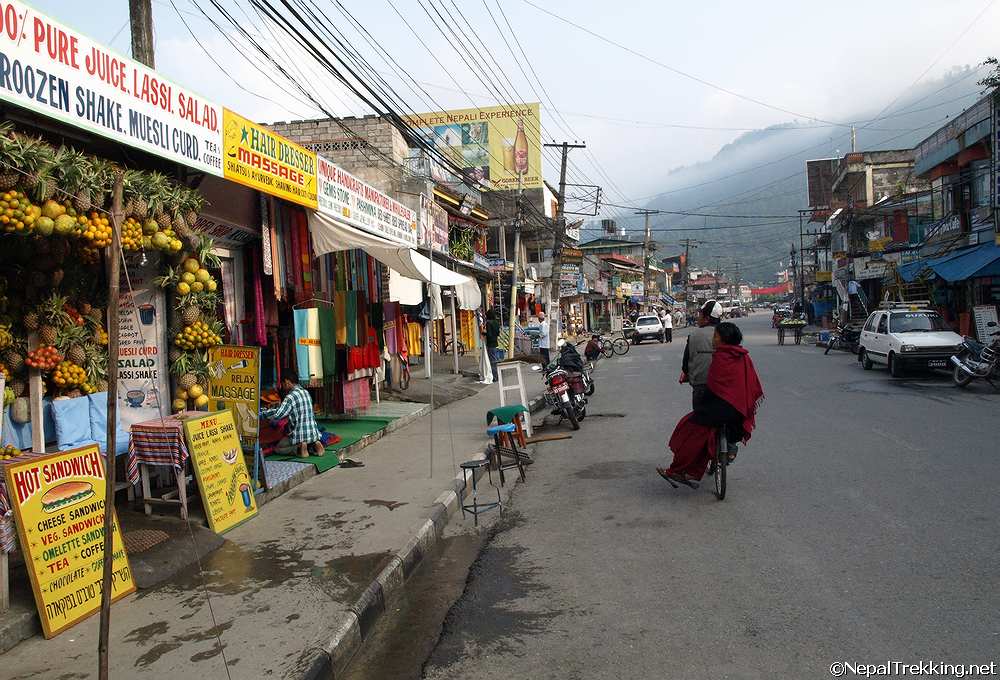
[679,300,722,409]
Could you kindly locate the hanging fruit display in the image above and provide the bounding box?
[52,361,86,388]
[174,320,223,350]
[25,345,61,370]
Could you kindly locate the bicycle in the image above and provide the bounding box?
[430,338,466,355]
[397,349,411,390]
[592,332,630,358]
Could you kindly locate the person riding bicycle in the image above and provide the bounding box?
[657,322,764,485]
[584,334,602,361]
[680,300,722,410]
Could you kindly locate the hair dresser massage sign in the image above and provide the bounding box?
[3,444,135,637]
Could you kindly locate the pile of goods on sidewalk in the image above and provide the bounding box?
[0,122,222,420]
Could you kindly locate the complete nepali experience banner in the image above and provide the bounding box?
[0,1,222,175]
[4,444,135,638]
[183,410,258,534]
[402,103,542,190]
[316,155,417,246]
[223,108,317,209]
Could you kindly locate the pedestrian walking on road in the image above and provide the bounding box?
[663,308,673,342]
[483,308,502,381]
[658,321,764,484]
[679,300,722,409]
[537,312,551,366]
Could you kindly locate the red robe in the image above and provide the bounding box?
[666,345,764,480]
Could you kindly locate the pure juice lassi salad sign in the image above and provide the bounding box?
[183,410,258,534]
[4,444,135,638]
[0,1,222,174]
[206,345,260,448]
[223,109,317,209]
[317,155,417,246]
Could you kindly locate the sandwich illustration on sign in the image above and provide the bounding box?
[41,481,95,513]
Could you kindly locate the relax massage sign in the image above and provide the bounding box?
[4,444,135,638]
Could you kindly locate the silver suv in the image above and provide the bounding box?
[632,315,665,344]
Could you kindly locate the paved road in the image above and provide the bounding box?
[350,313,1000,679]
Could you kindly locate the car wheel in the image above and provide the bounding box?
[889,353,904,378]
[860,348,873,370]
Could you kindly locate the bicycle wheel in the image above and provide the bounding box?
[612,337,630,355]
[600,342,614,359]
[714,432,727,500]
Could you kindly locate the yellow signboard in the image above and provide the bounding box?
[402,103,542,190]
[815,271,833,282]
[183,411,258,534]
[207,345,260,447]
[4,445,135,638]
[222,108,317,208]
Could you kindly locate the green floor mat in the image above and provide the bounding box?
[265,418,394,473]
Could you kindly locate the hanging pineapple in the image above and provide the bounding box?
[56,323,89,366]
[3,338,26,373]
[0,122,23,190]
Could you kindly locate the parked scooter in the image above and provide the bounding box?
[824,321,862,355]
[950,321,1000,388]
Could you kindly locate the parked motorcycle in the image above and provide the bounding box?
[824,322,862,355]
[535,363,586,430]
[950,321,1000,388]
[582,362,595,396]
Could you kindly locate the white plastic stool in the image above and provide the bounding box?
[496,361,532,437]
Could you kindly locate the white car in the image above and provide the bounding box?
[631,315,666,344]
[857,307,964,377]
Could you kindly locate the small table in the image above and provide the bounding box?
[127,413,196,520]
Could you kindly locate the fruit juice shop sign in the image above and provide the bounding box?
[0,1,223,175]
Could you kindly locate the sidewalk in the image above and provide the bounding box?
[0,378,539,679]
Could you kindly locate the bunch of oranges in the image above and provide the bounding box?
[174,320,222,350]
[52,360,86,387]
[25,345,61,370]
[121,216,143,251]
[0,190,37,233]
[79,211,113,247]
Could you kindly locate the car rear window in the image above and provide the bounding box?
[636,317,659,326]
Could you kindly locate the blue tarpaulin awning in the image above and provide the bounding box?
[899,241,1000,283]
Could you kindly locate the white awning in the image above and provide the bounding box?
[309,211,471,287]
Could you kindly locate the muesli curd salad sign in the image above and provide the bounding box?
[4,444,135,638]
[0,1,223,174]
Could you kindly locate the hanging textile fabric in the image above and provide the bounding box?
[345,291,359,346]
[333,291,347,344]
[252,246,267,346]
[293,309,323,382]
[297,210,314,300]
[428,284,444,320]
[407,322,423,356]
[319,305,337,380]
[459,310,477,350]
[356,291,369,343]
[383,302,399,354]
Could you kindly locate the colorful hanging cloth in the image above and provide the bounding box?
[319,305,337,380]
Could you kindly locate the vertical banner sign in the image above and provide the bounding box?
[222,109,317,208]
[0,1,222,174]
[993,97,999,245]
[183,411,258,534]
[117,258,169,432]
[419,196,449,253]
[206,345,260,448]
[316,155,417,245]
[4,445,135,638]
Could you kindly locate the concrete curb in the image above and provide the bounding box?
[301,450,508,679]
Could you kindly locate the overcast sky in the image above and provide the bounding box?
[33,0,1000,202]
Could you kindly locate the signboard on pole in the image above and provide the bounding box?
[117,259,169,433]
[4,445,135,638]
[973,304,999,343]
[316,155,417,245]
[0,1,222,175]
[401,103,543,190]
[223,109,317,208]
[183,411,258,534]
[207,345,260,448]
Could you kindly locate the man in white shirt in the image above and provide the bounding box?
[663,307,674,342]
[537,312,551,365]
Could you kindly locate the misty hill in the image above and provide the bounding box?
[582,65,986,284]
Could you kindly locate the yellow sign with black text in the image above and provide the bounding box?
[4,445,135,638]
[183,411,258,534]
[207,345,260,447]
[222,109,317,208]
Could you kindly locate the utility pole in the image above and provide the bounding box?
[634,209,661,309]
[129,0,155,67]
[713,255,724,300]
[544,141,586,345]
[506,177,523,359]
[679,238,701,316]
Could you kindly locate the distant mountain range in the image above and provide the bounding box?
[581,65,987,283]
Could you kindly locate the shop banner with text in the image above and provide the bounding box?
[207,345,260,448]
[223,108,317,208]
[419,196,448,253]
[317,155,417,246]
[4,445,135,638]
[402,103,542,190]
[117,258,169,432]
[183,411,258,534]
[0,1,222,174]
